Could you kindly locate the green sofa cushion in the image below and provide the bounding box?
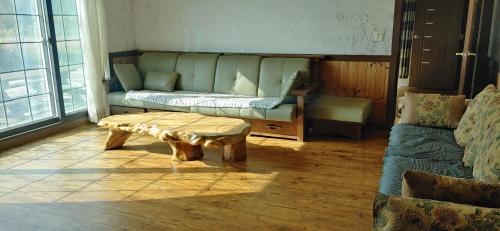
[137,52,179,77]
[258,58,310,98]
[214,55,262,96]
[107,92,294,121]
[107,92,190,112]
[175,53,219,92]
[143,71,178,92]
[113,64,142,91]
[307,95,373,123]
[190,104,295,122]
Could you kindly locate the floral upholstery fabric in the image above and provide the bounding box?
[473,137,500,183]
[400,93,466,129]
[455,84,496,148]
[373,193,500,231]
[450,84,500,182]
[401,170,500,208]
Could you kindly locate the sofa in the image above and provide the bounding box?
[374,84,500,230]
[106,52,320,141]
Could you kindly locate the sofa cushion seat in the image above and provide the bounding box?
[107,92,295,121]
[386,124,465,161]
[307,95,373,123]
[191,104,295,122]
[107,91,190,112]
[379,156,473,196]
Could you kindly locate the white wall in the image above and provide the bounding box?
[105,0,396,55]
[103,0,135,52]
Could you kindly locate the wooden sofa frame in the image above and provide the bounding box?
[106,51,322,142]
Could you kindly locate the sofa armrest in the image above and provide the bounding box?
[373,192,500,231]
[291,82,321,96]
[402,170,500,208]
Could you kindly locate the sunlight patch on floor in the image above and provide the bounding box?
[0,126,278,204]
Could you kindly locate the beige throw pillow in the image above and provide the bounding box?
[400,93,466,128]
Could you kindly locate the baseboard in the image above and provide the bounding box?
[0,117,90,151]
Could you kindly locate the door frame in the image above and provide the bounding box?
[385,0,404,125]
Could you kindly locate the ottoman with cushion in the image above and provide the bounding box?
[307,95,373,139]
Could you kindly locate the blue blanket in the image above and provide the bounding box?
[379,124,472,195]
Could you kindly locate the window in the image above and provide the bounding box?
[0,0,87,136]
[51,0,86,113]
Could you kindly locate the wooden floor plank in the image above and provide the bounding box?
[0,124,387,230]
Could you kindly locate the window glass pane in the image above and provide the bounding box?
[0,103,6,129]
[66,41,82,65]
[22,42,45,69]
[0,0,15,14]
[5,97,31,127]
[18,15,42,42]
[53,16,64,41]
[56,41,67,65]
[30,93,52,121]
[51,0,61,15]
[14,0,38,15]
[63,16,79,40]
[0,15,19,43]
[1,71,27,100]
[61,0,76,15]
[0,44,23,73]
[63,90,73,113]
[60,66,70,90]
[26,69,48,95]
[71,87,86,111]
[69,64,84,88]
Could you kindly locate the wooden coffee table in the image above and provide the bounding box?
[97,112,251,161]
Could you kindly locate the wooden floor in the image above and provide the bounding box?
[0,124,388,231]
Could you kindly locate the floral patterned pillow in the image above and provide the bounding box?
[373,193,500,231]
[401,170,500,207]
[400,93,466,128]
[459,85,499,167]
[455,84,497,147]
[470,89,500,182]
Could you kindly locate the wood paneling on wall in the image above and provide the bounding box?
[321,61,390,125]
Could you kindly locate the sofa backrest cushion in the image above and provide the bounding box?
[258,58,310,98]
[175,53,219,92]
[143,71,178,92]
[137,52,179,77]
[214,55,262,96]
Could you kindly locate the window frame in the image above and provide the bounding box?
[0,0,87,140]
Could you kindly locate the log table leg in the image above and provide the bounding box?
[169,141,204,161]
[105,128,132,150]
[222,137,247,161]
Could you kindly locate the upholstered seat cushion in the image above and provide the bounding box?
[386,124,464,161]
[191,104,295,122]
[107,92,295,121]
[379,156,473,196]
[307,95,373,123]
[107,91,190,112]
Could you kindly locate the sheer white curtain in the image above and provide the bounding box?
[76,0,110,123]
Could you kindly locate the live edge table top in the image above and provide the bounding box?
[97,112,251,161]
